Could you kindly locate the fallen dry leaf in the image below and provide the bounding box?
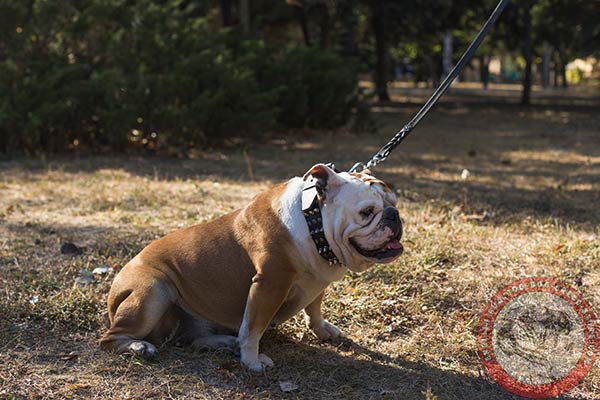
[279,381,298,392]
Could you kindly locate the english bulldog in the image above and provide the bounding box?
[100,164,403,372]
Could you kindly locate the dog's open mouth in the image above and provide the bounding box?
[350,236,403,260]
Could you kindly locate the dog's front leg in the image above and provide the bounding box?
[304,290,341,341]
[238,268,294,372]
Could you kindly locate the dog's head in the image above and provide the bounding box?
[303,164,403,272]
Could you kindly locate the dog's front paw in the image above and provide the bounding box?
[311,319,341,341]
[241,353,274,373]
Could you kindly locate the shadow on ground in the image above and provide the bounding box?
[0,323,583,400]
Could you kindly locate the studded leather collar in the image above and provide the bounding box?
[301,180,342,266]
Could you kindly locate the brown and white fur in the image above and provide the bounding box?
[100,164,403,372]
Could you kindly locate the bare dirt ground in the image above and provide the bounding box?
[1,84,599,399]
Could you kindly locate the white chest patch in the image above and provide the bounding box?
[277,178,347,283]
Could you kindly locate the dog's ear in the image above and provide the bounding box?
[303,163,343,200]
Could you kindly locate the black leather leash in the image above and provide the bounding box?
[304,0,509,264]
[349,0,509,173]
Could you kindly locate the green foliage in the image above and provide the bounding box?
[533,0,600,59]
[263,46,360,129]
[0,0,367,154]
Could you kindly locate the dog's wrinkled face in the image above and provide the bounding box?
[303,164,403,272]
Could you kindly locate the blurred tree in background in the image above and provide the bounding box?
[0,0,597,154]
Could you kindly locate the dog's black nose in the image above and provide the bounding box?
[383,206,399,222]
[383,207,402,238]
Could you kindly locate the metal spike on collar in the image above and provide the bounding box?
[302,179,342,266]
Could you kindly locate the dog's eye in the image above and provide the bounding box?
[360,207,374,218]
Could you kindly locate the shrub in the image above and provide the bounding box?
[276,47,360,129]
[0,0,368,154]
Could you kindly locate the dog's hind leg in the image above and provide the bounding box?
[100,272,176,358]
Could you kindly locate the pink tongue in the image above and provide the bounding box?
[385,240,402,249]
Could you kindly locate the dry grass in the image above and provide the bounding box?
[1,85,599,399]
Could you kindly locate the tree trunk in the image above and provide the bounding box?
[290,3,311,46]
[220,0,234,27]
[429,54,441,88]
[442,31,453,80]
[561,59,568,88]
[336,0,358,57]
[428,55,435,88]
[521,2,533,105]
[372,1,390,101]
[316,3,330,49]
[479,55,490,89]
[542,41,551,88]
[553,52,560,87]
[240,0,250,34]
